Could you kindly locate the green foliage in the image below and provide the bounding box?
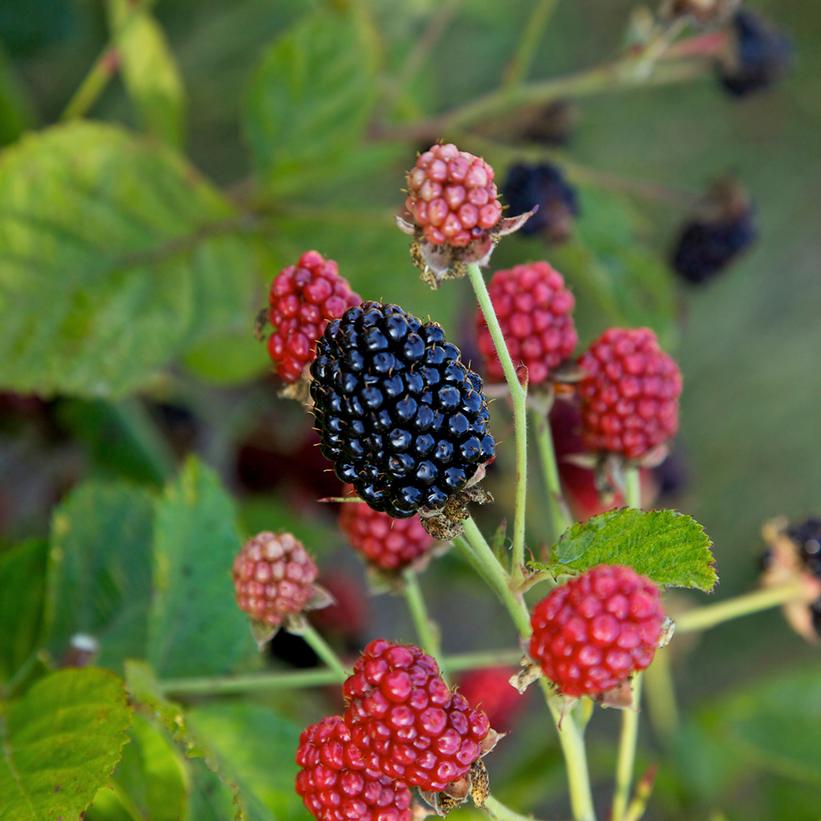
[531,508,717,591]
[0,668,131,821]
[243,9,378,193]
[0,45,32,146]
[0,540,47,686]
[107,0,186,146]
[46,482,155,668]
[187,704,304,820]
[148,458,257,677]
[0,122,255,398]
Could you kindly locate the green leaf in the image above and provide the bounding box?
[0,44,32,146]
[183,331,268,387]
[0,540,47,686]
[187,703,303,820]
[243,9,378,192]
[46,482,155,669]
[107,0,186,147]
[0,668,132,821]
[698,665,821,785]
[0,122,255,398]
[533,508,716,591]
[148,458,257,677]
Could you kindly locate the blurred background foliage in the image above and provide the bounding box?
[0,0,819,819]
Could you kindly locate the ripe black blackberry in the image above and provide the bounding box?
[310,302,495,519]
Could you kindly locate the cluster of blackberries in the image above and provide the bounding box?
[310,302,495,519]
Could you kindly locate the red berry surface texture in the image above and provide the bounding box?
[232,531,318,627]
[529,565,665,697]
[339,488,435,572]
[295,715,413,821]
[458,667,524,734]
[405,143,503,248]
[477,261,577,386]
[266,250,360,383]
[343,639,491,792]
[578,327,682,460]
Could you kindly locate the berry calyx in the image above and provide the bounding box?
[404,144,503,249]
[529,565,665,697]
[457,667,525,734]
[232,531,319,628]
[265,251,360,383]
[477,261,578,387]
[339,487,435,572]
[342,639,492,793]
[295,715,413,821]
[502,162,579,243]
[578,327,682,461]
[310,302,495,519]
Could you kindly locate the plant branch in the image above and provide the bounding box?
[62,47,120,120]
[673,581,809,634]
[299,623,349,680]
[643,648,679,744]
[466,263,528,585]
[484,794,542,821]
[530,405,571,543]
[402,569,444,669]
[503,0,559,89]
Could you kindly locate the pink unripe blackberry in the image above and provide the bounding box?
[295,715,413,821]
[477,261,578,386]
[232,531,318,627]
[578,327,682,460]
[339,487,435,572]
[529,565,665,697]
[404,144,503,248]
[266,251,360,383]
[343,639,491,793]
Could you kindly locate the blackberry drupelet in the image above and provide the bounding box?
[310,302,495,519]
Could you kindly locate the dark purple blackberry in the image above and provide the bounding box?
[718,9,792,98]
[502,162,579,243]
[310,302,495,518]
[671,180,756,284]
[788,518,821,578]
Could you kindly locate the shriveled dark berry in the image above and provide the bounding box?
[718,9,792,97]
[502,162,579,243]
[310,302,495,518]
[788,518,821,578]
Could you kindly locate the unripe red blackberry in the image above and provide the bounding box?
[310,302,495,519]
[529,565,665,697]
[477,262,577,386]
[457,667,524,734]
[404,143,503,248]
[339,487,435,572]
[265,251,360,383]
[342,639,492,793]
[232,531,318,628]
[295,715,413,821]
[578,327,682,461]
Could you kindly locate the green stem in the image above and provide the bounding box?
[402,569,444,668]
[643,648,679,744]
[62,47,120,120]
[461,517,596,821]
[466,263,528,584]
[612,465,643,821]
[299,623,349,681]
[612,675,642,821]
[530,406,571,543]
[158,648,525,697]
[503,0,558,88]
[484,794,541,821]
[674,581,807,634]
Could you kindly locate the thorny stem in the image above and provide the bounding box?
[530,406,572,544]
[502,0,559,89]
[466,263,528,585]
[674,581,809,634]
[611,466,644,821]
[157,648,524,697]
[402,569,445,670]
[299,623,349,681]
[461,517,596,821]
